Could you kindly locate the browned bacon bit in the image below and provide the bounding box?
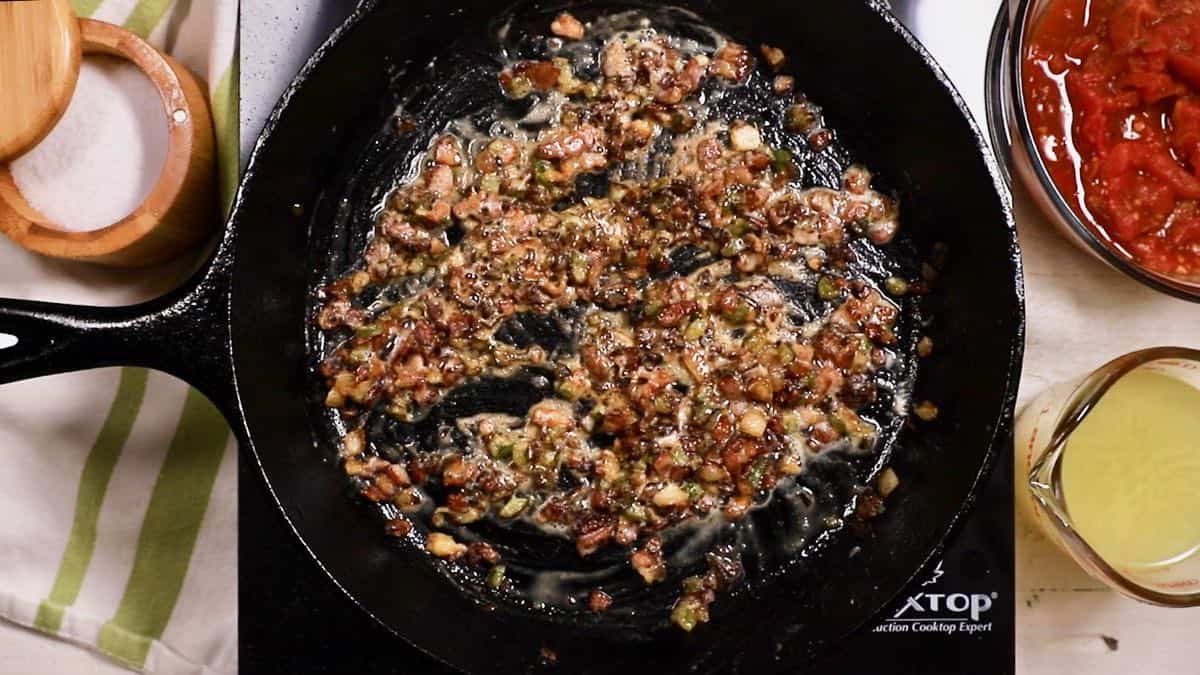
[669,549,743,631]
[785,103,818,133]
[384,518,413,537]
[914,400,940,421]
[855,491,886,521]
[501,60,562,97]
[772,74,795,95]
[518,60,562,90]
[710,42,752,81]
[467,541,501,566]
[630,537,666,584]
[394,116,417,136]
[653,55,708,104]
[588,589,613,613]
[536,126,603,160]
[877,467,900,498]
[550,12,585,40]
[432,135,462,166]
[808,128,833,151]
[696,136,723,169]
[917,336,934,358]
[575,515,615,556]
[760,44,786,70]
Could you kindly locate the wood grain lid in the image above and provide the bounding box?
[0,0,81,163]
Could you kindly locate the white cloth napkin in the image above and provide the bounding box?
[0,1,238,673]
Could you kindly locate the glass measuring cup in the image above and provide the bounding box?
[1014,347,1200,607]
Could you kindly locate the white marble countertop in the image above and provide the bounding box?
[2,0,1197,672]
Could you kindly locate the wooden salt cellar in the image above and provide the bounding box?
[0,3,216,267]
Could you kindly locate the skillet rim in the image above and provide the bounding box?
[229,0,1026,668]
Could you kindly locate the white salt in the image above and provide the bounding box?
[10,55,167,232]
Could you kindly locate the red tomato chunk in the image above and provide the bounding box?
[1024,0,1200,276]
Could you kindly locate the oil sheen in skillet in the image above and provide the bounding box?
[312,7,922,630]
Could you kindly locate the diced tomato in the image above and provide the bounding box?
[1169,53,1200,89]
[1024,0,1200,275]
[1101,171,1175,240]
[1120,71,1185,103]
[1168,213,1200,246]
[1172,96,1200,168]
[1108,0,1161,54]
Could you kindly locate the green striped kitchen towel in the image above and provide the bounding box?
[0,0,239,673]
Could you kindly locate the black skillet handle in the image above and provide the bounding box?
[0,246,237,419]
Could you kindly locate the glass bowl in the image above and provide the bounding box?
[985,0,1200,302]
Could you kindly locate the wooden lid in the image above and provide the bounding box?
[0,0,81,162]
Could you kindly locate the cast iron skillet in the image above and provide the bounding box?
[0,0,1023,671]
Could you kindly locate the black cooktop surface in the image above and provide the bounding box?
[241,442,1014,675]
